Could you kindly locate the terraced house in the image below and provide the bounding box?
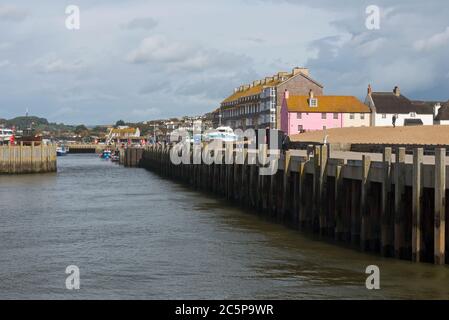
[220,67,323,130]
[280,89,371,135]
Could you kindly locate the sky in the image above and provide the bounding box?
[0,0,448,125]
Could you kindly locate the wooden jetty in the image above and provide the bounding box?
[65,143,117,154]
[0,143,57,174]
[136,143,448,265]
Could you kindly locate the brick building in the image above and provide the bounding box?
[220,67,323,130]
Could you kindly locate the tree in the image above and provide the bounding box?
[75,125,88,134]
[115,120,126,127]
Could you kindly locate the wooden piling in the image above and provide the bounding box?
[361,155,371,251]
[381,147,392,256]
[394,147,406,259]
[412,148,423,262]
[434,148,446,265]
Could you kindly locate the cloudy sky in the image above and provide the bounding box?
[0,0,448,125]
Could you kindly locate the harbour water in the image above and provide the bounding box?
[1,154,449,299]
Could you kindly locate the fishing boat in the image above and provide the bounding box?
[100,149,112,159]
[110,151,120,162]
[56,145,69,156]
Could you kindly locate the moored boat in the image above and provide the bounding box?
[56,145,68,156]
[100,149,112,159]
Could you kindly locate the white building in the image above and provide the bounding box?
[106,126,141,144]
[364,85,435,126]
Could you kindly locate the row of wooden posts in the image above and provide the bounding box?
[0,143,57,174]
[137,143,448,265]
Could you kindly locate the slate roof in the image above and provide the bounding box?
[371,92,435,115]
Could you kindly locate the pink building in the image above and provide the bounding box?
[280,90,371,135]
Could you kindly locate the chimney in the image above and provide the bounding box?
[309,89,314,99]
[367,84,372,96]
[393,86,400,97]
[284,89,289,100]
[234,88,238,93]
[292,67,310,77]
[434,103,442,117]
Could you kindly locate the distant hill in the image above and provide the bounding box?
[5,116,49,129]
[0,116,76,132]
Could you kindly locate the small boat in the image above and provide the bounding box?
[56,145,68,156]
[110,153,120,162]
[100,149,112,159]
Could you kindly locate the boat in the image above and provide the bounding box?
[56,145,69,156]
[110,151,120,162]
[100,149,112,159]
[204,126,238,143]
[14,128,43,146]
[0,128,14,145]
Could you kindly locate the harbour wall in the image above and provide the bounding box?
[136,144,448,265]
[0,143,57,174]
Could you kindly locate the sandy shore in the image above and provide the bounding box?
[290,125,449,145]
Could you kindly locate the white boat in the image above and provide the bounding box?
[0,128,14,144]
[56,146,69,156]
[204,126,238,142]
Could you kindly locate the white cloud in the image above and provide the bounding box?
[33,57,86,74]
[0,60,11,68]
[126,35,191,64]
[414,26,449,51]
[126,35,252,72]
[130,107,161,117]
[123,17,158,30]
[0,5,28,21]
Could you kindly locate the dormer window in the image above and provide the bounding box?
[309,98,318,107]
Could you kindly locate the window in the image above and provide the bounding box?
[309,98,318,107]
[382,114,387,119]
[410,112,416,117]
[333,113,338,119]
[298,125,303,131]
[361,113,365,120]
[323,126,326,130]
[321,113,327,119]
[297,112,302,119]
[350,113,355,119]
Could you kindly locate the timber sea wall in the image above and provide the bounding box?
[136,144,448,265]
[0,143,57,174]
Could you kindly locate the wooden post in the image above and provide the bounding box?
[334,164,343,240]
[361,155,371,251]
[313,145,321,232]
[298,161,306,229]
[381,147,392,256]
[282,151,292,217]
[434,148,446,265]
[31,142,35,173]
[412,148,423,262]
[394,147,406,259]
[319,144,328,235]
